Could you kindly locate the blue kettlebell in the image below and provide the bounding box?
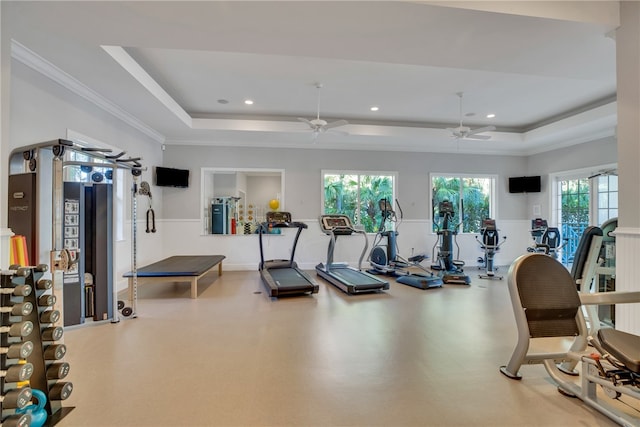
[16,389,47,427]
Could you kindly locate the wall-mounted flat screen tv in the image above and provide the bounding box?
[508,176,541,193]
[155,166,189,188]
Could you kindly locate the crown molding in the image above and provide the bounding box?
[10,39,165,144]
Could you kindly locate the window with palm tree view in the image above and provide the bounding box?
[431,175,495,233]
[323,172,395,233]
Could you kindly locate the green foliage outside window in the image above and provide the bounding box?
[324,173,394,233]
[432,176,492,233]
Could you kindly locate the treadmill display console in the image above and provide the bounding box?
[319,215,353,235]
[266,211,292,224]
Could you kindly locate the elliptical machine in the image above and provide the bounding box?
[475,218,506,279]
[368,198,406,274]
[368,198,443,289]
[431,200,470,285]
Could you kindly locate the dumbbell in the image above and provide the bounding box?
[0,321,34,337]
[0,387,32,408]
[36,278,52,290]
[46,362,70,380]
[49,382,73,400]
[0,285,32,296]
[7,266,28,276]
[40,309,61,324]
[34,264,48,273]
[38,294,56,307]
[41,326,64,341]
[1,341,34,359]
[1,413,31,427]
[0,302,33,316]
[43,344,66,360]
[1,363,34,383]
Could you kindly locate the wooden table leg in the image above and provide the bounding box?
[218,262,223,276]
[191,278,197,299]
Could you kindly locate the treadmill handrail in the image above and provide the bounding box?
[324,225,369,272]
[259,218,307,269]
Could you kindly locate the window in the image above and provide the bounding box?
[431,175,495,233]
[596,175,618,225]
[550,167,617,266]
[322,171,395,233]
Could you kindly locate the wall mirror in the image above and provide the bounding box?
[201,167,285,235]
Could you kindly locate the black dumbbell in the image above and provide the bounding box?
[1,412,31,427]
[38,294,56,307]
[34,264,48,273]
[43,344,66,360]
[0,302,33,316]
[40,309,61,324]
[41,326,64,341]
[0,285,32,296]
[1,341,34,359]
[46,362,70,380]
[0,387,32,408]
[36,278,52,290]
[0,321,34,337]
[49,382,73,400]
[2,363,34,382]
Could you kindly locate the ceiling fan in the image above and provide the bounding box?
[447,92,496,140]
[298,83,349,138]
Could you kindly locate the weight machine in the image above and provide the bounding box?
[500,253,640,427]
[475,218,506,279]
[431,200,470,285]
[7,138,145,324]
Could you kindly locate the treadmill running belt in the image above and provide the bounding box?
[270,268,313,289]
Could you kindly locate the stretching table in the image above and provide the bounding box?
[124,255,225,299]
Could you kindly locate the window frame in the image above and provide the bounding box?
[321,170,397,233]
[429,173,497,234]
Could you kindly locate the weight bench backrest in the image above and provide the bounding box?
[510,254,581,338]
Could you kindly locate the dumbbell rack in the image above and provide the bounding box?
[1,265,74,426]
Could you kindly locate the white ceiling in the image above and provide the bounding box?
[4,1,619,155]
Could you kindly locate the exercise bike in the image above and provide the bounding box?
[431,200,470,285]
[526,218,567,259]
[368,198,443,289]
[475,218,506,279]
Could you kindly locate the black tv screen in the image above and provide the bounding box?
[155,167,189,188]
[509,176,541,193]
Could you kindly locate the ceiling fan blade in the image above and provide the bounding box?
[467,125,496,135]
[323,119,349,130]
[465,134,492,140]
[297,117,313,126]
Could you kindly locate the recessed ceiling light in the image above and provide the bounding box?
[217,99,229,104]
[370,106,379,112]
[486,113,496,118]
[465,112,475,117]
[244,99,254,105]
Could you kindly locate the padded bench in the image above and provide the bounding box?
[124,255,225,299]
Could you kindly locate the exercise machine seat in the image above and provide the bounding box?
[597,328,640,374]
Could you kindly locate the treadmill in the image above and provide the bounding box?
[316,214,389,294]
[259,211,319,298]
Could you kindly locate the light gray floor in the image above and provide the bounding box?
[57,269,626,426]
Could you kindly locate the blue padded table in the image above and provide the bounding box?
[124,255,225,299]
